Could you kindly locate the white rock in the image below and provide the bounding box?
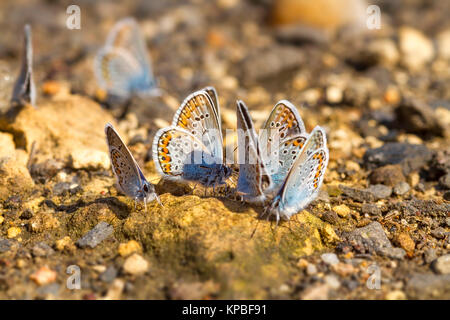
[437,29,450,59]
[123,253,149,275]
[432,254,450,274]
[399,27,434,71]
[321,253,339,265]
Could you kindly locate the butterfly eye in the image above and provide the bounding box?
[143,184,149,192]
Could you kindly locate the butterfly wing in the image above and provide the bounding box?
[202,86,221,128]
[95,17,156,97]
[259,100,306,162]
[12,24,36,107]
[105,123,143,197]
[276,126,329,219]
[236,100,272,202]
[171,90,223,161]
[266,135,308,187]
[153,126,211,179]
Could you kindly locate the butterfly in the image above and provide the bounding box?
[235,100,309,203]
[152,88,231,189]
[105,123,160,209]
[94,17,159,99]
[263,126,329,223]
[11,24,36,108]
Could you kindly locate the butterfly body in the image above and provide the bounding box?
[105,123,159,207]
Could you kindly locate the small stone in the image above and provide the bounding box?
[432,255,450,274]
[393,181,410,196]
[378,247,406,260]
[339,185,375,202]
[424,248,437,264]
[367,38,400,66]
[324,275,341,290]
[0,216,3,224]
[321,210,339,224]
[300,284,329,300]
[32,242,55,257]
[30,266,57,286]
[406,274,450,299]
[369,164,406,187]
[297,258,308,269]
[331,263,356,277]
[399,27,434,71]
[361,203,382,216]
[0,238,12,253]
[439,173,450,189]
[118,240,142,257]
[76,222,113,249]
[395,233,415,255]
[446,217,450,228]
[103,279,125,300]
[123,253,149,275]
[395,97,444,137]
[306,264,317,276]
[436,29,450,59]
[431,227,446,240]
[385,290,406,300]
[99,265,118,283]
[7,227,21,238]
[366,184,392,200]
[55,236,75,252]
[326,86,343,104]
[364,143,433,175]
[321,253,339,265]
[332,204,350,218]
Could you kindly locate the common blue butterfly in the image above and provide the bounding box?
[11,24,36,107]
[152,88,231,189]
[105,123,160,209]
[94,17,159,99]
[264,126,329,223]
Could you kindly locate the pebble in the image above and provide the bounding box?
[369,164,406,187]
[30,266,57,286]
[32,242,55,257]
[367,38,400,66]
[0,238,12,253]
[395,233,415,254]
[7,227,21,239]
[393,181,410,196]
[331,263,356,277]
[300,284,329,300]
[361,203,382,216]
[424,248,437,264]
[123,253,149,275]
[306,263,317,276]
[118,240,142,257]
[395,98,444,137]
[406,274,450,299]
[324,275,341,290]
[364,142,433,175]
[321,253,339,265]
[99,265,118,283]
[436,29,450,59]
[367,184,392,200]
[431,227,447,240]
[103,279,125,300]
[399,27,434,71]
[432,255,450,275]
[385,290,406,300]
[36,283,60,297]
[76,222,114,249]
[339,185,375,202]
[439,173,450,189]
[446,217,450,228]
[332,204,350,218]
[0,216,3,224]
[55,236,75,252]
[326,86,343,104]
[343,222,392,254]
[378,247,406,260]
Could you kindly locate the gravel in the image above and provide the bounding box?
[76,222,114,249]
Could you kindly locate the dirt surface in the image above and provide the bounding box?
[0,0,449,299]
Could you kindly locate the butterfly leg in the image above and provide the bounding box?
[156,194,163,207]
[144,197,147,212]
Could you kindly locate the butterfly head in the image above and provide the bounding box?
[137,180,157,202]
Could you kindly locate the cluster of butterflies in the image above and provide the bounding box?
[105,87,329,223]
[10,18,329,223]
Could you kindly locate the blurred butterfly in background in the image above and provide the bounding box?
[11,24,36,108]
[94,17,160,100]
[263,126,329,223]
[105,123,160,209]
[152,87,232,190]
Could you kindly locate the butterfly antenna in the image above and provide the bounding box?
[144,198,148,212]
